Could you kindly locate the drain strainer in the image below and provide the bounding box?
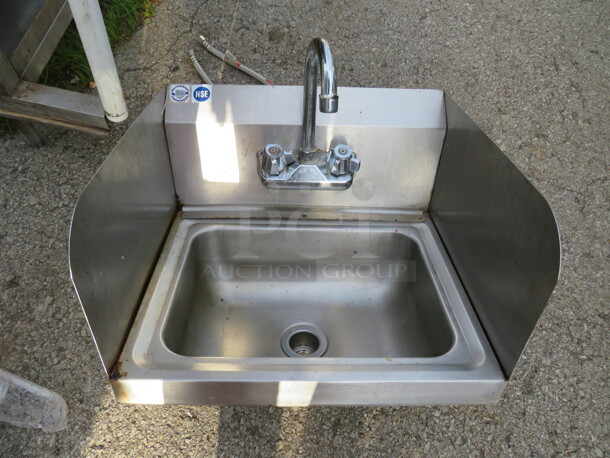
[280,324,328,358]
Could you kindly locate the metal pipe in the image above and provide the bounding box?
[198,35,225,61]
[223,51,273,86]
[67,0,128,122]
[301,38,338,158]
[188,49,213,84]
[198,35,273,86]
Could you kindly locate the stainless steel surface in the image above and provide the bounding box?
[70,84,560,405]
[165,84,446,212]
[0,81,108,134]
[181,207,426,222]
[0,51,20,95]
[301,38,338,156]
[162,222,452,358]
[0,51,53,143]
[15,0,72,81]
[114,217,505,406]
[69,90,176,372]
[0,0,47,57]
[429,95,561,377]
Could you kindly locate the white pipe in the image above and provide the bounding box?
[67,0,128,122]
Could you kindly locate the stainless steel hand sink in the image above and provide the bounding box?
[69,82,560,406]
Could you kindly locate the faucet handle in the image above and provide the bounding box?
[328,144,360,176]
[260,144,287,176]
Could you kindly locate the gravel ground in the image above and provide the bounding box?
[0,0,608,456]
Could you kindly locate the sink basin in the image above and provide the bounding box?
[163,222,454,358]
[115,217,504,405]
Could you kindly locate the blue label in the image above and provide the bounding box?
[193,86,211,102]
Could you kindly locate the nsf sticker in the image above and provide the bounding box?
[191,85,212,102]
[169,84,190,103]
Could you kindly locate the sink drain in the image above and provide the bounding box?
[280,324,328,358]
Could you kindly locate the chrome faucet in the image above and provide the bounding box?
[300,38,338,162]
[257,38,361,190]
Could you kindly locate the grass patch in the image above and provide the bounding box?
[41,0,156,91]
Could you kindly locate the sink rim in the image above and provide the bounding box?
[112,215,506,404]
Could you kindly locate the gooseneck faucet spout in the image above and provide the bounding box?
[301,38,338,161]
[256,38,360,190]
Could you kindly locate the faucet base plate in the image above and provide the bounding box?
[258,152,354,190]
